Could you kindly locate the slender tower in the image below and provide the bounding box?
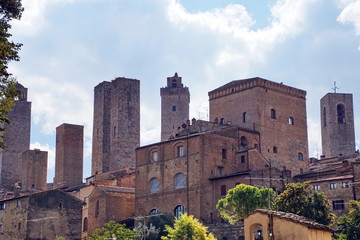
[54,123,84,188]
[92,78,140,175]
[321,93,356,158]
[160,73,190,141]
[0,83,31,190]
[22,149,48,191]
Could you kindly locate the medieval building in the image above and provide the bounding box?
[92,77,140,175]
[54,123,84,188]
[160,73,190,141]
[0,83,31,190]
[22,149,48,191]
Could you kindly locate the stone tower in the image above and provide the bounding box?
[0,83,31,190]
[321,93,355,158]
[22,149,48,191]
[92,78,140,175]
[160,73,190,141]
[54,123,84,188]
[209,77,309,176]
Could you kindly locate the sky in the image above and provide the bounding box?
[7,0,360,183]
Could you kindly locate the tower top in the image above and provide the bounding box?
[166,72,183,88]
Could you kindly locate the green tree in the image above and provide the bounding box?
[147,212,174,239]
[274,182,334,225]
[161,213,216,240]
[87,221,137,240]
[0,0,23,148]
[216,184,276,224]
[337,200,360,240]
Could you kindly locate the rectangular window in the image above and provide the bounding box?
[240,155,246,163]
[288,117,294,125]
[177,146,184,157]
[221,185,227,196]
[270,109,276,119]
[222,149,227,159]
[243,112,247,123]
[313,185,320,191]
[342,182,350,188]
[0,203,5,210]
[152,151,158,162]
[332,200,345,210]
[16,200,21,208]
[273,147,278,154]
[330,183,337,190]
[172,105,176,111]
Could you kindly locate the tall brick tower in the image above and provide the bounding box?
[160,73,190,141]
[321,93,355,158]
[54,123,84,188]
[92,78,140,175]
[209,77,309,176]
[22,149,48,191]
[0,83,31,190]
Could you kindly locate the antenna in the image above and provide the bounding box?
[332,81,339,93]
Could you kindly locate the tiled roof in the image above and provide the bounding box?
[247,209,334,232]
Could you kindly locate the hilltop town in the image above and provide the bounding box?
[0,74,358,239]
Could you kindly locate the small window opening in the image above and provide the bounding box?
[288,117,294,125]
[172,79,177,88]
[323,107,327,127]
[222,149,227,159]
[172,105,176,111]
[177,146,184,157]
[337,104,345,123]
[243,112,247,123]
[221,185,227,196]
[240,155,246,163]
[298,152,303,160]
[273,147,277,154]
[270,109,276,119]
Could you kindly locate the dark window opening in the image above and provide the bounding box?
[243,112,247,123]
[333,200,345,210]
[273,147,277,154]
[323,107,327,127]
[337,104,345,123]
[83,217,88,232]
[288,117,294,125]
[298,152,303,161]
[172,105,176,111]
[95,200,99,218]
[222,149,227,159]
[240,155,246,163]
[240,136,247,147]
[172,79,177,88]
[221,185,227,196]
[220,118,225,125]
[270,109,276,119]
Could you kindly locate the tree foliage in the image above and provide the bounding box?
[274,182,334,226]
[0,0,23,148]
[87,221,136,240]
[336,200,360,240]
[161,213,216,240]
[147,212,174,239]
[216,184,276,224]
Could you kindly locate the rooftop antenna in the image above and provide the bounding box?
[332,81,339,93]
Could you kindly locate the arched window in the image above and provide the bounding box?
[83,217,88,232]
[174,205,185,218]
[152,151,158,162]
[214,117,218,124]
[323,107,327,127]
[243,112,247,123]
[270,109,276,119]
[298,152,303,161]
[174,173,186,189]
[149,209,160,215]
[337,104,345,123]
[150,178,160,193]
[220,118,225,125]
[240,136,247,147]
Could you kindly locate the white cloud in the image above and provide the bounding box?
[337,0,360,36]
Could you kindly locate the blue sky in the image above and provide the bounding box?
[8,0,360,182]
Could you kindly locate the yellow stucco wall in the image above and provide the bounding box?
[244,212,332,240]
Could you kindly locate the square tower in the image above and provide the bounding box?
[0,83,31,190]
[160,73,190,141]
[22,149,48,191]
[208,77,309,176]
[92,78,140,175]
[321,93,355,158]
[54,123,84,188]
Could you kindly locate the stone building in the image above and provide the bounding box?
[54,123,84,188]
[135,121,292,239]
[160,73,190,141]
[92,77,140,175]
[21,149,48,191]
[0,83,31,190]
[209,77,309,176]
[321,93,356,158]
[244,209,333,240]
[0,189,83,240]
